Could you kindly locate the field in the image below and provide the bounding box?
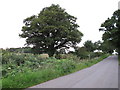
[1,50,109,88]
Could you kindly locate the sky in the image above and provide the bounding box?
[0,0,119,49]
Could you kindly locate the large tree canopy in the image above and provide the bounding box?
[19,4,83,56]
[99,9,120,55]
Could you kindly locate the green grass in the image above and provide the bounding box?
[0,76,1,89]
[2,54,109,88]
[2,69,60,88]
[118,55,120,65]
[71,54,109,72]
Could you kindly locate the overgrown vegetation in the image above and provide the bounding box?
[118,55,120,65]
[1,50,109,88]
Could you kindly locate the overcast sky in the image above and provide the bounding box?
[0,0,119,49]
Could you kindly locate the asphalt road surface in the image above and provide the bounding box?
[29,55,118,88]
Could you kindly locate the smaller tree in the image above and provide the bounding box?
[84,40,95,52]
[100,41,114,54]
[75,47,89,59]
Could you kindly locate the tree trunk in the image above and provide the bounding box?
[47,49,55,57]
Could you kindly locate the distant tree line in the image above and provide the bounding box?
[5,47,32,53]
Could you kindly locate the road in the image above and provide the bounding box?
[29,55,118,88]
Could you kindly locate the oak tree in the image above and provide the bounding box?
[19,4,83,56]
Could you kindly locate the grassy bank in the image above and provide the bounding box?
[118,55,120,65]
[2,54,109,88]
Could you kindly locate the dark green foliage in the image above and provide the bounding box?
[94,40,102,50]
[118,55,120,65]
[6,47,32,53]
[89,52,104,58]
[19,4,83,56]
[74,47,89,59]
[100,9,120,55]
[55,54,79,61]
[84,40,95,52]
[100,41,114,54]
[74,45,104,59]
[93,52,104,57]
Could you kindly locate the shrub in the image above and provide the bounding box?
[74,47,89,59]
[55,54,67,59]
[55,59,76,74]
[88,52,104,59]
[55,54,79,61]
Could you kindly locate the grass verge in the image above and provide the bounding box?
[2,54,109,88]
[118,55,120,65]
